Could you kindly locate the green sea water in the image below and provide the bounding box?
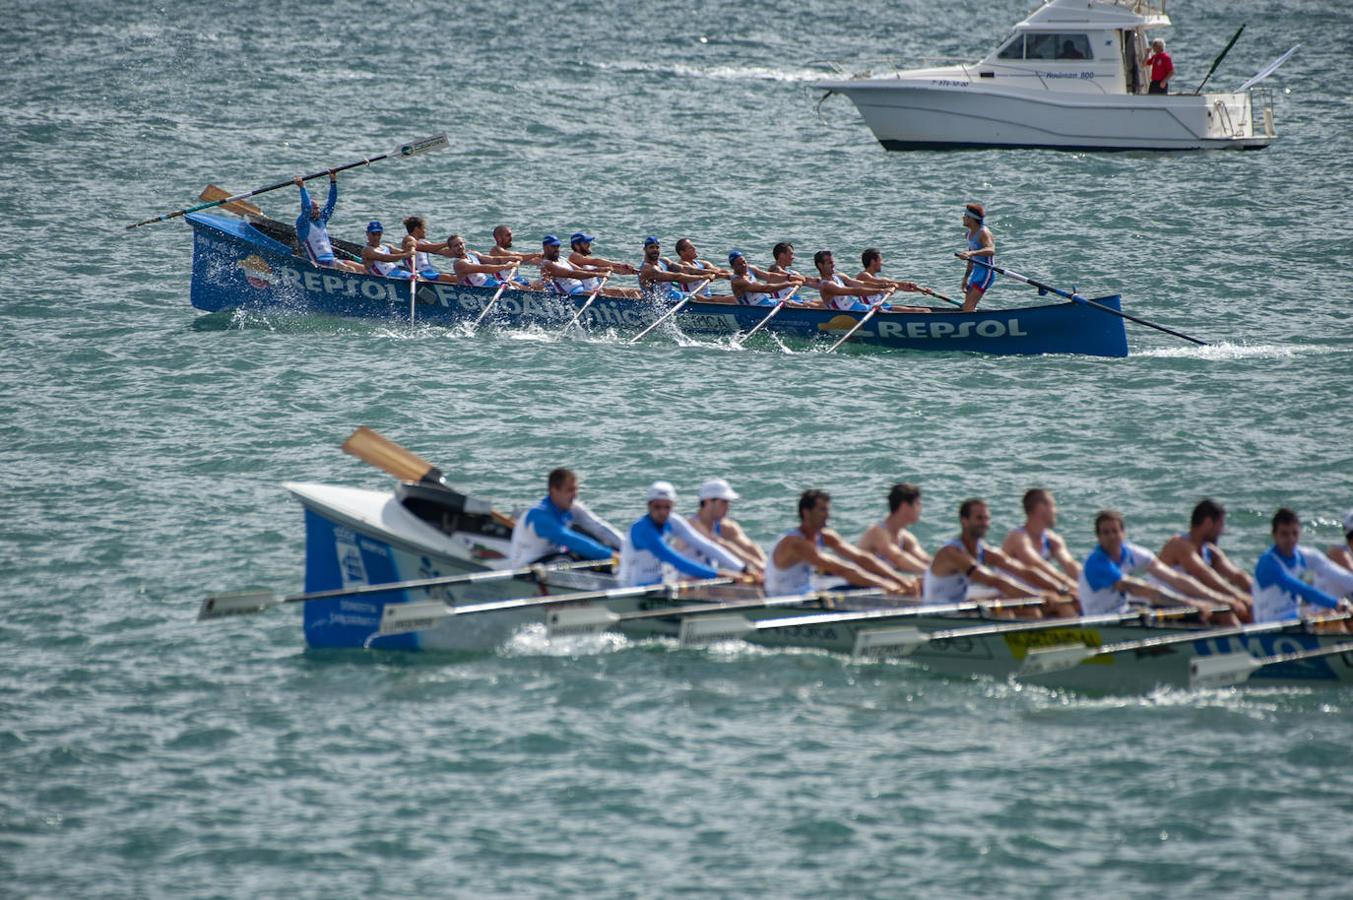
[3,0,1352,895]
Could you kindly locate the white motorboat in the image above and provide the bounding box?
[814,0,1288,151]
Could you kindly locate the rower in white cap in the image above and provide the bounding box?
[618,481,750,588]
[686,478,766,574]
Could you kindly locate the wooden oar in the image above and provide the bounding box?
[199,184,266,219]
[340,426,516,529]
[1017,616,1305,677]
[959,254,1211,346]
[469,266,519,330]
[629,278,714,343]
[732,287,799,346]
[1191,640,1353,689]
[198,558,615,622]
[378,577,735,637]
[825,288,894,353]
[558,273,610,333]
[128,132,450,229]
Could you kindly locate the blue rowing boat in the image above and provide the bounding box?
[185,212,1130,357]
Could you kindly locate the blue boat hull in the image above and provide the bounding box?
[186,213,1129,357]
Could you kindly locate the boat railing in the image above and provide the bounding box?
[1252,85,1276,137]
[1106,0,1165,16]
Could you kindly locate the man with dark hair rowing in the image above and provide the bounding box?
[765,489,915,597]
[1156,498,1253,621]
[858,483,931,574]
[508,467,622,567]
[1253,508,1353,631]
[925,498,1075,618]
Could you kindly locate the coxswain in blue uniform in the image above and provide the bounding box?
[1252,508,1353,632]
[446,234,521,289]
[1076,510,1238,624]
[567,231,641,299]
[1000,488,1081,594]
[764,489,914,598]
[618,482,748,587]
[812,249,895,312]
[857,483,931,575]
[727,251,801,306]
[1155,498,1253,621]
[853,248,928,311]
[672,238,736,303]
[293,172,363,273]
[360,221,415,279]
[924,498,1075,617]
[638,237,698,302]
[399,215,454,283]
[958,202,995,311]
[508,467,623,568]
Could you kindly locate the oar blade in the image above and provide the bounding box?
[679,614,754,646]
[851,626,927,660]
[378,600,450,636]
[1018,642,1093,676]
[546,606,620,638]
[197,589,277,621]
[398,133,450,158]
[341,426,437,484]
[1189,652,1261,689]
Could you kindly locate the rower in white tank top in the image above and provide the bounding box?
[765,528,822,596]
[922,539,984,603]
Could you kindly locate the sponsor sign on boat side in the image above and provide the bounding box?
[1004,628,1108,663]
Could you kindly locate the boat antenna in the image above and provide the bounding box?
[1193,24,1245,95]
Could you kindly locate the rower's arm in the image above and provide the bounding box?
[1307,552,1353,600]
[632,521,719,580]
[1146,558,1233,605]
[363,247,414,262]
[861,527,925,574]
[1173,545,1242,597]
[570,501,624,550]
[1208,546,1253,592]
[804,543,906,593]
[1048,535,1082,580]
[1255,554,1340,610]
[456,259,517,275]
[668,516,745,572]
[823,530,907,583]
[320,178,338,224]
[521,507,613,561]
[986,546,1069,591]
[720,520,767,566]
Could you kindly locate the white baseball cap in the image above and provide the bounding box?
[1343,509,1353,533]
[698,478,740,501]
[647,480,677,503]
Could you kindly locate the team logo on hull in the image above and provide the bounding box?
[239,254,275,289]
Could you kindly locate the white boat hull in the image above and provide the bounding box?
[818,81,1272,151]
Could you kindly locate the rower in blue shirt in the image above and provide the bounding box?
[619,481,747,587]
[293,171,362,273]
[508,467,623,568]
[1252,508,1353,631]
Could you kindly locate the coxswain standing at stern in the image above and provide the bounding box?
[766,490,915,598]
[293,171,363,273]
[957,203,995,311]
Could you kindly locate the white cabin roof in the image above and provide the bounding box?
[1015,0,1170,31]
